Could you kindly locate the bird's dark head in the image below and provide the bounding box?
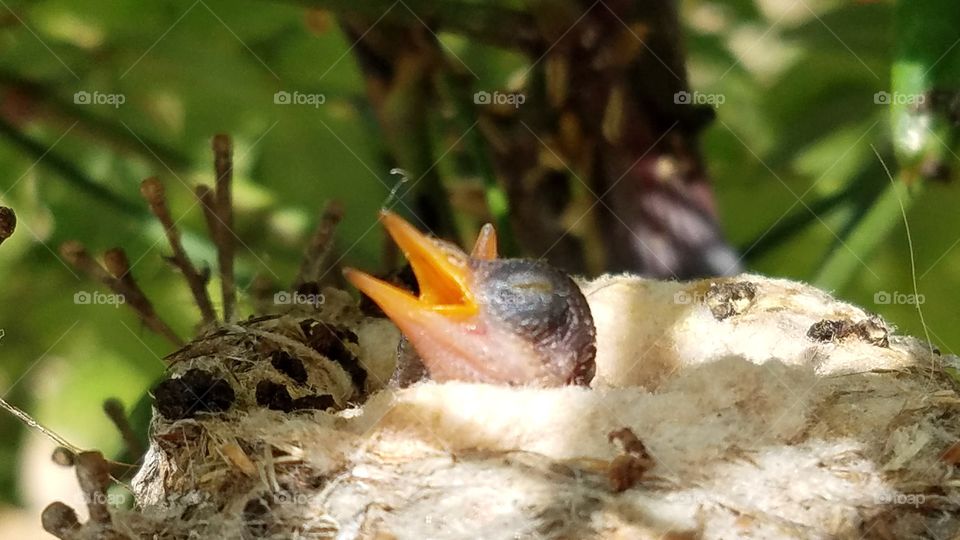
[344,211,596,386]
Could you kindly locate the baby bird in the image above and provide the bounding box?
[344,211,596,386]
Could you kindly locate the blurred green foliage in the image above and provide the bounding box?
[0,0,958,509]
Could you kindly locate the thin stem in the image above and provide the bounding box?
[212,135,236,321]
[140,177,218,324]
[60,240,184,346]
[0,397,82,454]
[195,185,219,243]
[294,200,344,288]
[102,398,145,460]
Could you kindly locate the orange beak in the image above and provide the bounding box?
[343,210,479,320]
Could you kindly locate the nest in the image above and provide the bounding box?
[43,274,960,540]
[18,139,956,539]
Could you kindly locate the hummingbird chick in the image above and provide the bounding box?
[345,211,596,386]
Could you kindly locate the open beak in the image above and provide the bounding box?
[345,211,545,383]
[344,210,479,320]
[345,210,504,380]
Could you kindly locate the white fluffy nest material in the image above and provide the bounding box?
[74,275,960,539]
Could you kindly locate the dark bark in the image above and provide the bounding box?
[331,0,738,278]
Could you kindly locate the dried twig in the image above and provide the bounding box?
[212,134,236,321]
[103,248,176,338]
[103,398,144,460]
[41,451,131,539]
[250,274,278,315]
[195,184,219,247]
[294,200,344,288]
[75,451,112,524]
[140,177,218,324]
[60,241,183,346]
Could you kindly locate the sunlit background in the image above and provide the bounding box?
[1,0,958,536]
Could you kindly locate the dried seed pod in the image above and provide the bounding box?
[41,502,81,539]
[51,447,75,467]
[0,206,15,246]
